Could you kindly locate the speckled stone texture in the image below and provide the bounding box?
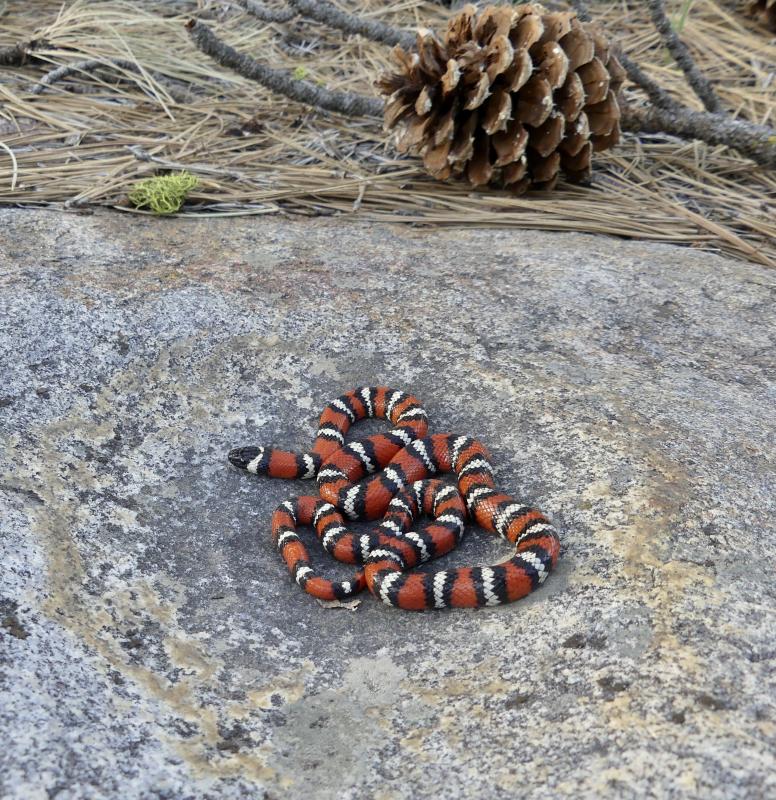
[1,209,774,800]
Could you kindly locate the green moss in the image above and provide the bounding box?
[128,171,198,215]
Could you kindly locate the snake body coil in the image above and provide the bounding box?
[229,387,560,610]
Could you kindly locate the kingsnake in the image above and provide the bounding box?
[229,387,560,610]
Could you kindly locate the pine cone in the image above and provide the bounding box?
[746,0,776,32]
[376,3,626,193]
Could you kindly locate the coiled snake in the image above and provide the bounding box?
[229,387,560,610]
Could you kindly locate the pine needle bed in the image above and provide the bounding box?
[0,0,774,266]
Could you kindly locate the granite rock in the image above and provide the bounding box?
[1,209,774,799]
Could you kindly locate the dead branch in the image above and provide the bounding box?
[621,104,776,169]
[618,51,681,110]
[236,0,297,24]
[286,0,415,49]
[186,19,383,118]
[646,0,723,113]
[28,58,191,102]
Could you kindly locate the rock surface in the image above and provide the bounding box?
[1,209,774,800]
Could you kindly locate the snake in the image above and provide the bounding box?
[229,387,560,610]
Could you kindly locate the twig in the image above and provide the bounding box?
[28,58,191,102]
[236,0,296,24]
[618,51,680,110]
[621,105,776,170]
[646,0,723,113]
[286,0,415,49]
[125,144,260,182]
[186,19,383,118]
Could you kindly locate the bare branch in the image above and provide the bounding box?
[646,0,723,113]
[621,104,776,169]
[236,0,296,24]
[618,51,680,110]
[286,0,415,49]
[28,58,191,102]
[186,19,383,118]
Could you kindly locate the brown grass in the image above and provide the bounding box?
[0,0,774,265]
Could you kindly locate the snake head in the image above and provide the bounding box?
[228,445,264,473]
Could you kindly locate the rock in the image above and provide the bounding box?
[0,209,774,799]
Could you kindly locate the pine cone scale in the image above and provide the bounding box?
[560,19,596,71]
[486,35,515,83]
[449,112,478,164]
[492,118,528,166]
[483,88,513,134]
[514,76,552,127]
[511,12,544,51]
[441,60,461,94]
[503,49,533,92]
[528,112,565,158]
[464,73,492,110]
